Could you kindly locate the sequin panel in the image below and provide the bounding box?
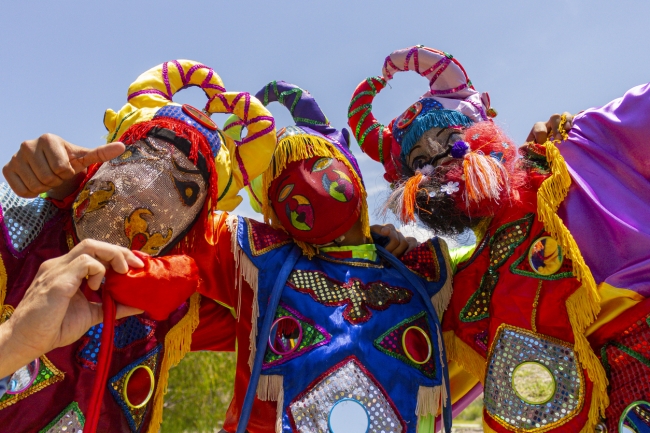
[0,183,58,253]
[246,218,292,256]
[0,354,64,410]
[109,345,161,433]
[289,357,405,432]
[601,313,650,433]
[484,325,584,432]
[400,240,440,282]
[287,270,413,324]
[39,401,85,433]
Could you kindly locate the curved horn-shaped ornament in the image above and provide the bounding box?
[206,92,276,192]
[382,46,474,98]
[255,81,329,128]
[104,60,226,142]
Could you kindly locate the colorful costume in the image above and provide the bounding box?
[0,60,277,432]
[349,46,650,432]
[199,81,456,433]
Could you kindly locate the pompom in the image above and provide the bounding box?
[451,140,470,159]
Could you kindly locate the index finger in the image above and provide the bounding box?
[69,239,144,273]
[71,142,126,172]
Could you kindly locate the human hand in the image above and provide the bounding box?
[526,112,573,144]
[2,133,125,199]
[371,223,418,258]
[0,239,144,378]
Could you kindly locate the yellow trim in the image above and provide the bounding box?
[586,283,644,337]
[402,326,433,364]
[537,140,608,432]
[146,292,201,433]
[123,365,155,409]
[443,331,486,385]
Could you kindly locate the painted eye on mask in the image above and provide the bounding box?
[285,195,314,231]
[277,184,294,203]
[311,157,333,172]
[321,170,355,202]
[110,145,149,166]
[172,176,200,207]
[72,180,116,222]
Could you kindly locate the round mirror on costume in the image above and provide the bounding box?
[619,401,650,433]
[7,358,39,394]
[511,361,556,405]
[328,398,370,433]
[268,316,303,355]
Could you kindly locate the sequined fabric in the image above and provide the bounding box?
[484,325,584,432]
[263,304,330,368]
[246,218,291,256]
[73,137,207,256]
[460,214,534,322]
[109,345,161,433]
[39,402,84,433]
[288,357,405,433]
[601,313,650,433]
[287,269,413,324]
[400,240,440,282]
[0,183,58,253]
[374,311,437,378]
[0,354,64,410]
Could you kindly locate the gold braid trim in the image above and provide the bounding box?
[0,252,6,307]
[537,140,608,431]
[261,134,370,258]
[442,331,486,385]
[146,292,201,433]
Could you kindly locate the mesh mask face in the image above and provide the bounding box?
[72,136,208,256]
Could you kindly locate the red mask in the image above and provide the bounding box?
[269,156,362,244]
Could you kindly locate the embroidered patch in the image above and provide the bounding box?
[39,401,85,432]
[510,231,574,280]
[600,313,650,433]
[263,303,331,369]
[247,218,292,256]
[460,214,534,322]
[77,316,156,369]
[109,344,162,433]
[288,356,406,432]
[0,354,64,410]
[373,312,437,378]
[400,240,440,282]
[484,325,584,432]
[287,269,413,324]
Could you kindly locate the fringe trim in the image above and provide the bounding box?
[146,292,201,433]
[0,253,6,307]
[276,386,284,433]
[538,140,607,430]
[431,239,454,319]
[256,374,283,401]
[260,134,371,256]
[226,215,261,371]
[415,386,441,417]
[443,331,486,385]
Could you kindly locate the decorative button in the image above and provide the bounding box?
[182,104,217,131]
[528,236,563,276]
[396,101,423,129]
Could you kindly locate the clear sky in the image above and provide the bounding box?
[2,0,649,227]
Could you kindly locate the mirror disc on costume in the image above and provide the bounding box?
[619,400,650,433]
[396,101,423,129]
[123,365,155,408]
[328,398,370,433]
[182,104,217,131]
[528,236,563,276]
[401,326,432,364]
[7,358,39,394]
[268,316,303,355]
[511,361,556,404]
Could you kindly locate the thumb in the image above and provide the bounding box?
[68,142,126,172]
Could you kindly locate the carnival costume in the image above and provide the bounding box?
[0,60,277,432]
[195,81,455,433]
[349,46,650,432]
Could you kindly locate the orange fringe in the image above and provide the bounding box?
[402,171,424,224]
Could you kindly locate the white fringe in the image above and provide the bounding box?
[415,386,441,417]
[256,374,283,401]
[226,215,260,371]
[431,239,454,320]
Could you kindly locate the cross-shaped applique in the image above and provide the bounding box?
[287,269,413,324]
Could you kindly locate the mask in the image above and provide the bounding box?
[269,156,361,245]
[72,136,208,256]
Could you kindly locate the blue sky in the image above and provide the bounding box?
[2,0,649,225]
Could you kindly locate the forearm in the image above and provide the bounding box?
[0,320,39,379]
